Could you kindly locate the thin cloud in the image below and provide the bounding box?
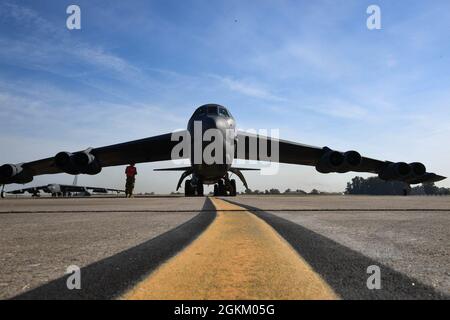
[0,2,141,82]
[212,75,285,102]
[308,99,369,120]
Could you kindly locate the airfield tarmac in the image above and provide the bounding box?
[0,195,448,299]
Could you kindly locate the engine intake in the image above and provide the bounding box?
[0,164,33,184]
[410,162,426,176]
[344,151,362,167]
[54,149,102,175]
[379,162,412,181]
[55,152,77,174]
[316,149,344,173]
[316,148,362,173]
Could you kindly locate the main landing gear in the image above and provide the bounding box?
[213,178,236,197]
[184,178,237,197]
[184,179,204,197]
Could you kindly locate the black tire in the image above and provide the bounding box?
[213,184,218,196]
[196,183,204,196]
[185,179,192,197]
[218,180,226,196]
[230,179,237,196]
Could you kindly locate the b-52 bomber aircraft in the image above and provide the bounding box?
[1,176,124,198]
[0,104,445,197]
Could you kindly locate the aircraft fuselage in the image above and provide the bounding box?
[187,104,236,185]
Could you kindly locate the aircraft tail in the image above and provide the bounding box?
[72,175,78,186]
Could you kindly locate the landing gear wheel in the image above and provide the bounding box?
[196,183,204,197]
[213,184,218,196]
[185,179,194,197]
[230,179,237,196]
[218,180,226,196]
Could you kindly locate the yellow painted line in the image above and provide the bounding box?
[122,197,338,300]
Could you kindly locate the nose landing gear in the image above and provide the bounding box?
[213,178,237,196]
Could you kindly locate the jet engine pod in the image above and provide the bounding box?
[55,150,102,175]
[0,163,22,178]
[344,151,362,167]
[74,150,102,175]
[0,164,33,184]
[379,162,412,181]
[55,152,79,175]
[315,148,345,173]
[410,162,426,177]
[73,151,95,167]
[335,150,363,173]
[402,162,427,183]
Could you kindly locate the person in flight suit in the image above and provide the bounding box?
[125,163,137,197]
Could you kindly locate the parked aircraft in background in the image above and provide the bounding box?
[1,175,124,198]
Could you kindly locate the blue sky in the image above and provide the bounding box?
[1,0,449,193]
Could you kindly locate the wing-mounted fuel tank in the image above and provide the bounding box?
[315,147,362,174]
[54,148,102,175]
[0,163,34,184]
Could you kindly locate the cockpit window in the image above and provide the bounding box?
[207,105,218,115]
[193,107,206,116]
[219,107,230,118]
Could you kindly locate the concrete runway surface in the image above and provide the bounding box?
[0,195,448,299]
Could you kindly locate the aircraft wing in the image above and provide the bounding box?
[6,186,45,194]
[0,131,188,185]
[55,185,121,193]
[84,186,125,193]
[235,131,446,185]
[57,185,125,193]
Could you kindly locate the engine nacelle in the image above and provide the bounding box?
[316,148,362,173]
[316,148,345,173]
[0,164,33,184]
[336,150,363,173]
[344,151,362,167]
[401,162,427,183]
[379,162,412,181]
[54,150,102,175]
[410,162,426,176]
[55,152,78,174]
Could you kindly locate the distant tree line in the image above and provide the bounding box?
[345,176,450,195]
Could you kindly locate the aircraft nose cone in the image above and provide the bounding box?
[200,116,228,133]
[201,117,217,132]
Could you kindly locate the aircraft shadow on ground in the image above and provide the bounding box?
[13,197,447,300]
[13,198,216,300]
[224,199,448,300]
